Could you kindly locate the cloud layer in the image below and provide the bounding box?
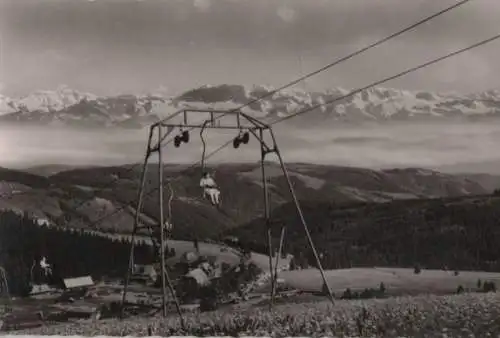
[2,122,500,174]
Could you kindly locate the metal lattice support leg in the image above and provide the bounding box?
[259,129,275,310]
[0,266,12,314]
[246,122,335,306]
[269,130,335,306]
[158,125,169,317]
[121,128,154,319]
[271,226,286,304]
[157,125,185,327]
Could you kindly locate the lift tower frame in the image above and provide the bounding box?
[0,266,12,315]
[121,108,335,323]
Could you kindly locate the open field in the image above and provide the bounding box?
[81,229,291,272]
[13,292,500,337]
[280,267,500,295]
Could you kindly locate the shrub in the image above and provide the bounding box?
[360,288,376,299]
[341,288,354,300]
[199,285,218,312]
[379,282,386,296]
[483,281,497,293]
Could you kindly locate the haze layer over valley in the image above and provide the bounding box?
[1,84,500,174]
[2,119,500,174]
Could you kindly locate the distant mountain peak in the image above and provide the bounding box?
[8,86,98,114]
[1,84,499,128]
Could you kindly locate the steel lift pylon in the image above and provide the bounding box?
[120,108,335,325]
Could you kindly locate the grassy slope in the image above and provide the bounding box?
[279,267,500,295]
[0,167,52,189]
[16,292,500,337]
[0,162,493,238]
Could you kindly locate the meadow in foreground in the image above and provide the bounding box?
[14,292,500,337]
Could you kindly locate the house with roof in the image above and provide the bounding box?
[178,267,211,303]
[58,276,95,302]
[184,268,210,287]
[131,264,158,284]
[62,276,94,290]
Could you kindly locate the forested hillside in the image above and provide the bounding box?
[1,163,493,237]
[228,195,500,272]
[0,211,151,296]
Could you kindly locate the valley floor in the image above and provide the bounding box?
[14,292,500,337]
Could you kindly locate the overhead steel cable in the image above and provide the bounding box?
[0,0,471,226]
[160,33,500,191]
[166,0,474,139]
[270,33,500,125]
[85,32,500,230]
[135,0,475,192]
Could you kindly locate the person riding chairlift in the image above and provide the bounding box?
[199,172,221,207]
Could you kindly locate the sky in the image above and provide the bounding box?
[1,0,500,98]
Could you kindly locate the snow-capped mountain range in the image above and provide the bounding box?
[1,84,500,128]
[0,85,175,128]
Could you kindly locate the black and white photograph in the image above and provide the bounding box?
[1,0,500,336]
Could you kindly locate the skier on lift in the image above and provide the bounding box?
[199,172,221,207]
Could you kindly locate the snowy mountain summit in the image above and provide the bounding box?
[1,84,499,128]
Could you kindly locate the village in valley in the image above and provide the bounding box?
[0,233,296,331]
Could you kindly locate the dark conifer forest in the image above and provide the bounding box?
[0,211,151,296]
[227,196,500,272]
